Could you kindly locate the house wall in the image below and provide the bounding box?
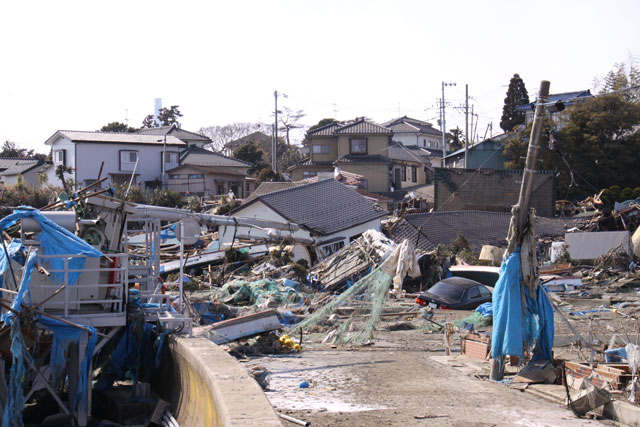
[337,135,389,158]
[73,142,182,189]
[289,165,328,181]
[2,170,40,187]
[393,162,427,189]
[218,201,313,246]
[394,133,441,150]
[219,201,384,261]
[338,163,389,193]
[309,137,338,163]
[45,136,76,187]
[168,165,249,197]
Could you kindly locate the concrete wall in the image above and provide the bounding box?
[156,336,281,427]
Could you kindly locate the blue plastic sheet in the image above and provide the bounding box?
[2,319,26,427]
[0,240,27,290]
[491,249,524,358]
[0,209,102,286]
[38,316,97,415]
[605,346,628,363]
[2,251,38,325]
[475,302,493,318]
[491,248,554,360]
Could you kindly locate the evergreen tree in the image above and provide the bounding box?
[500,74,530,132]
[597,59,640,103]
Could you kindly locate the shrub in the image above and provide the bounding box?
[149,188,183,208]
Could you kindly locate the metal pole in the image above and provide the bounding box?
[273,91,278,172]
[162,134,167,189]
[179,220,184,314]
[441,83,446,166]
[464,84,469,169]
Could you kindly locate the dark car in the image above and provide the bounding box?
[415,277,492,310]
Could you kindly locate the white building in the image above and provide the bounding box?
[382,116,445,167]
[43,131,187,189]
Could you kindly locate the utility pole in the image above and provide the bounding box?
[441,81,456,167]
[464,84,469,168]
[273,90,289,172]
[470,105,474,143]
[489,80,550,382]
[273,91,279,172]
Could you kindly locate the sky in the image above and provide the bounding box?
[0,0,639,154]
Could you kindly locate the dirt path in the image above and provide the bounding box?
[246,328,607,427]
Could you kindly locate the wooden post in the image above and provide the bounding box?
[490,80,550,381]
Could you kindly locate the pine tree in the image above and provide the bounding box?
[598,59,640,103]
[500,74,530,132]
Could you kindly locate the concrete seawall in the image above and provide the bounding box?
[155,335,282,426]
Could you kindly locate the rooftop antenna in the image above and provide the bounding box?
[333,103,339,119]
[125,109,129,126]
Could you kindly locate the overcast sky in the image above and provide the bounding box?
[1,0,638,153]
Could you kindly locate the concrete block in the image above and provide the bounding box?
[565,231,630,260]
[569,385,612,416]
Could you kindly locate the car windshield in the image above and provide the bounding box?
[428,281,464,300]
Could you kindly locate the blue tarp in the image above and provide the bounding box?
[38,316,97,415]
[491,247,554,360]
[0,209,102,286]
[475,302,493,318]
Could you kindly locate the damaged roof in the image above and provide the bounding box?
[389,210,578,252]
[179,145,252,167]
[237,179,387,236]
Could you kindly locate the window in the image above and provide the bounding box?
[466,287,481,299]
[423,139,426,147]
[350,138,367,154]
[319,241,345,257]
[478,286,492,298]
[188,174,204,179]
[411,166,417,183]
[164,152,179,164]
[402,166,407,181]
[312,145,330,154]
[217,184,225,194]
[358,178,368,190]
[84,179,97,188]
[54,150,66,165]
[303,171,317,177]
[245,181,250,192]
[119,150,138,171]
[169,174,180,179]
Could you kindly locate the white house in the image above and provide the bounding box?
[219,179,388,263]
[0,159,48,187]
[43,131,187,189]
[382,116,445,167]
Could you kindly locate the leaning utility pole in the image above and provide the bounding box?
[441,82,456,167]
[489,80,550,381]
[464,84,469,168]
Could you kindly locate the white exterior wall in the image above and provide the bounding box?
[219,201,385,259]
[2,170,41,187]
[71,142,181,188]
[219,201,313,245]
[394,133,441,149]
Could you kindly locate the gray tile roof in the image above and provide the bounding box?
[388,142,431,163]
[49,131,186,146]
[336,154,391,164]
[307,123,341,137]
[136,126,211,142]
[0,160,42,176]
[287,158,334,170]
[243,181,307,204]
[336,119,392,135]
[382,116,443,136]
[179,146,252,167]
[238,179,387,236]
[307,119,392,137]
[388,210,578,252]
[0,158,37,171]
